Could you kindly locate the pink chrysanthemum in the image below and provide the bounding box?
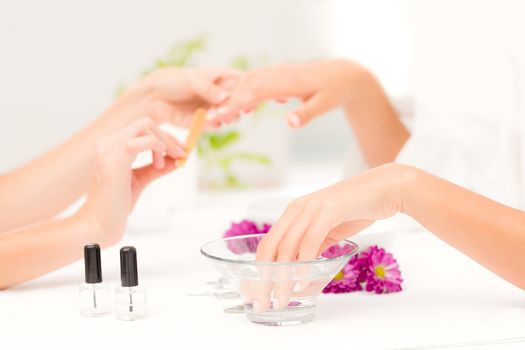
[361,246,403,294]
[321,244,363,293]
[223,220,271,254]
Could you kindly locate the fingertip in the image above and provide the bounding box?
[287,113,301,128]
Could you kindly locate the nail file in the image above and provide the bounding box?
[175,108,207,167]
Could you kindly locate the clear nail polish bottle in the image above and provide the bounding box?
[79,244,110,317]
[116,246,147,321]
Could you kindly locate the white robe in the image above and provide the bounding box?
[396,0,525,209]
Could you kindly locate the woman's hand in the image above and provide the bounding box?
[213,59,370,128]
[78,117,186,246]
[256,163,412,264]
[246,163,412,312]
[130,67,242,128]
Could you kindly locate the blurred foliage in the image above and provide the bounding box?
[142,35,207,75]
[229,55,251,71]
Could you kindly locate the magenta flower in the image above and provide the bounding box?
[223,220,271,254]
[361,246,403,294]
[322,244,364,293]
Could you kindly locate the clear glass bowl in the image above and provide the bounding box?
[201,234,359,326]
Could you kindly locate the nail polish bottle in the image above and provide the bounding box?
[79,244,110,317]
[116,246,147,320]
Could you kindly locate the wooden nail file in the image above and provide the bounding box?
[175,108,207,167]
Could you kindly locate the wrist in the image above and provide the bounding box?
[73,206,115,248]
[384,163,421,215]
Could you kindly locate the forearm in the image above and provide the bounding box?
[0,213,102,289]
[399,166,525,289]
[344,69,409,167]
[0,87,151,231]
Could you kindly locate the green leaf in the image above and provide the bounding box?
[219,152,272,168]
[207,131,241,151]
[229,55,251,71]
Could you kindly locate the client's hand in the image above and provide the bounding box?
[213,59,371,128]
[78,117,186,246]
[251,163,413,312]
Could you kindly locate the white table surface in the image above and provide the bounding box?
[1,163,525,350]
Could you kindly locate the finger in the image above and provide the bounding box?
[191,75,231,105]
[139,125,169,169]
[133,157,177,187]
[274,97,288,104]
[255,198,307,262]
[152,149,165,169]
[141,121,186,158]
[203,108,223,129]
[317,237,340,257]
[294,207,334,291]
[272,265,294,311]
[275,201,320,262]
[159,131,186,159]
[316,220,374,256]
[287,93,332,128]
[271,203,319,311]
[297,208,333,262]
[244,106,255,114]
[216,64,299,122]
[199,67,243,81]
[251,265,273,314]
[125,116,158,138]
[216,93,251,123]
[218,76,240,90]
[126,135,166,154]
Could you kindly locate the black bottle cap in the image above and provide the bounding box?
[84,244,102,284]
[120,246,139,287]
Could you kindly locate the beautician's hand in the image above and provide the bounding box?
[213,59,370,128]
[78,117,186,246]
[130,67,242,128]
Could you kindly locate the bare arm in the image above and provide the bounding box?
[342,69,409,166]
[0,91,146,231]
[0,214,94,288]
[401,166,525,290]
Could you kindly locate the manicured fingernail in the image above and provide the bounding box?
[217,107,229,115]
[287,113,301,128]
[205,108,216,120]
[272,299,280,310]
[216,91,230,103]
[253,300,262,313]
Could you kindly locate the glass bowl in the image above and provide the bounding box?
[201,234,359,326]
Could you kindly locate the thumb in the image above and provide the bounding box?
[286,93,332,128]
[192,76,230,105]
[317,220,374,256]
